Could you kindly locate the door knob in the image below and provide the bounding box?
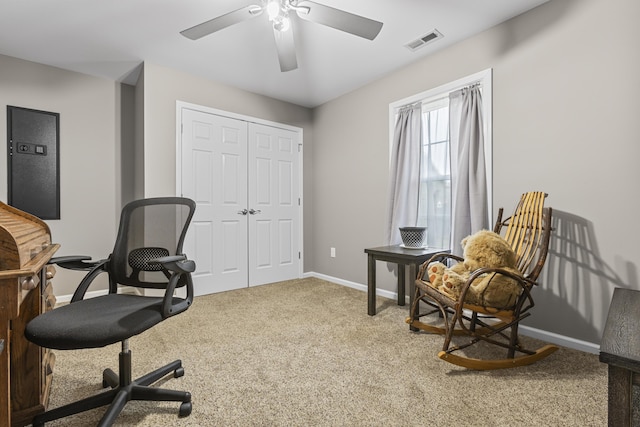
[249,209,262,215]
[237,209,248,215]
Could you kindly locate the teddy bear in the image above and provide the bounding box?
[469,266,523,309]
[422,230,523,309]
[424,261,445,289]
[439,266,478,302]
[460,230,524,308]
[423,260,466,291]
[460,229,517,271]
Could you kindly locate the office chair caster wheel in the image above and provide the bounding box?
[174,367,185,378]
[102,378,115,388]
[179,401,192,417]
[102,368,119,388]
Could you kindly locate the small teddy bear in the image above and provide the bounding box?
[423,230,523,309]
[461,230,518,271]
[425,261,467,291]
[469,267,523,309]
[424,260,469,293]
[440,268,475,302]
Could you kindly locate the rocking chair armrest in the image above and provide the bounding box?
[453,267,536,314]
[430,252,464,264]
[467,267,530,283]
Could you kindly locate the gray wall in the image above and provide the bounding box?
[310,0,640,344]
[0,54,120,296]
[120,83,137,206]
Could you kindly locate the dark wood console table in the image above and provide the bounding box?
[364,245,445,316]
[600,287,640,426]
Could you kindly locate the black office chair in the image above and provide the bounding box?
[25,197,196,426]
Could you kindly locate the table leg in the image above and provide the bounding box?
[397,264,405,306]
[409,263,417,308]
[367,255,376,315]
[607,365,632,426]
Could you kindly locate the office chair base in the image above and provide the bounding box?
[31,350,191,427]
[102,359,185,388]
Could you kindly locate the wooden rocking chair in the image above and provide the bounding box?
[406,191,558,370]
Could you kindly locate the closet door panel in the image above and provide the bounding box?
[248,123,300,286]
[182,109,248,295]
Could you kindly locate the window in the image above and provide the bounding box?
[388,69,492,250]
[418,99,450,249]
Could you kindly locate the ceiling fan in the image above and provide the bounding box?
[180,0,383,72]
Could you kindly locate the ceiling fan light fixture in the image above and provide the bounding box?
[274,15,291,32]
[266,0,281,21]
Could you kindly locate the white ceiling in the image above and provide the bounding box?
[0,0,549,108]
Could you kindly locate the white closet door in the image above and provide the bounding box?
[181,107,301,295]
[182,108,249,295]
[248,123,300,286]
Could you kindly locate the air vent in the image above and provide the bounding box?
[405,29,443,52]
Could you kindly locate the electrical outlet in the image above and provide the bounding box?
[330,247,336,258]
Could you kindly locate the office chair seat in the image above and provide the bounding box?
[26,294,185,350]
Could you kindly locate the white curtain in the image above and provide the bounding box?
[386,103,422,245]
[449,85,488,255]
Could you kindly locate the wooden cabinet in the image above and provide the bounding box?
[0,201,59,427]
[599,288,640,426]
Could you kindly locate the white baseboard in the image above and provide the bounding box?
[304,271,395,297]
[518,324,599,354]
[304,271,600,355]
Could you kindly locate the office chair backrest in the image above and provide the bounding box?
[109,197,196,290]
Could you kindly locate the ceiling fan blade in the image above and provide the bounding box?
[296,1,383,40]
[180,5,263,40]
[273,27,298,72]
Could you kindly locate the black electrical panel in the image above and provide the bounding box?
[7,106,60,219]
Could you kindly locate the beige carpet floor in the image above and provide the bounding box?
[42,277,611,426]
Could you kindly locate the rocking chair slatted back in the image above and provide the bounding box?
[494,191,550,282]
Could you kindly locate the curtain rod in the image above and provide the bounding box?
[398,101,422,111]
[396,80,483,111]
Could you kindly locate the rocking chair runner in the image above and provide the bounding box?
[406,191,558,370]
